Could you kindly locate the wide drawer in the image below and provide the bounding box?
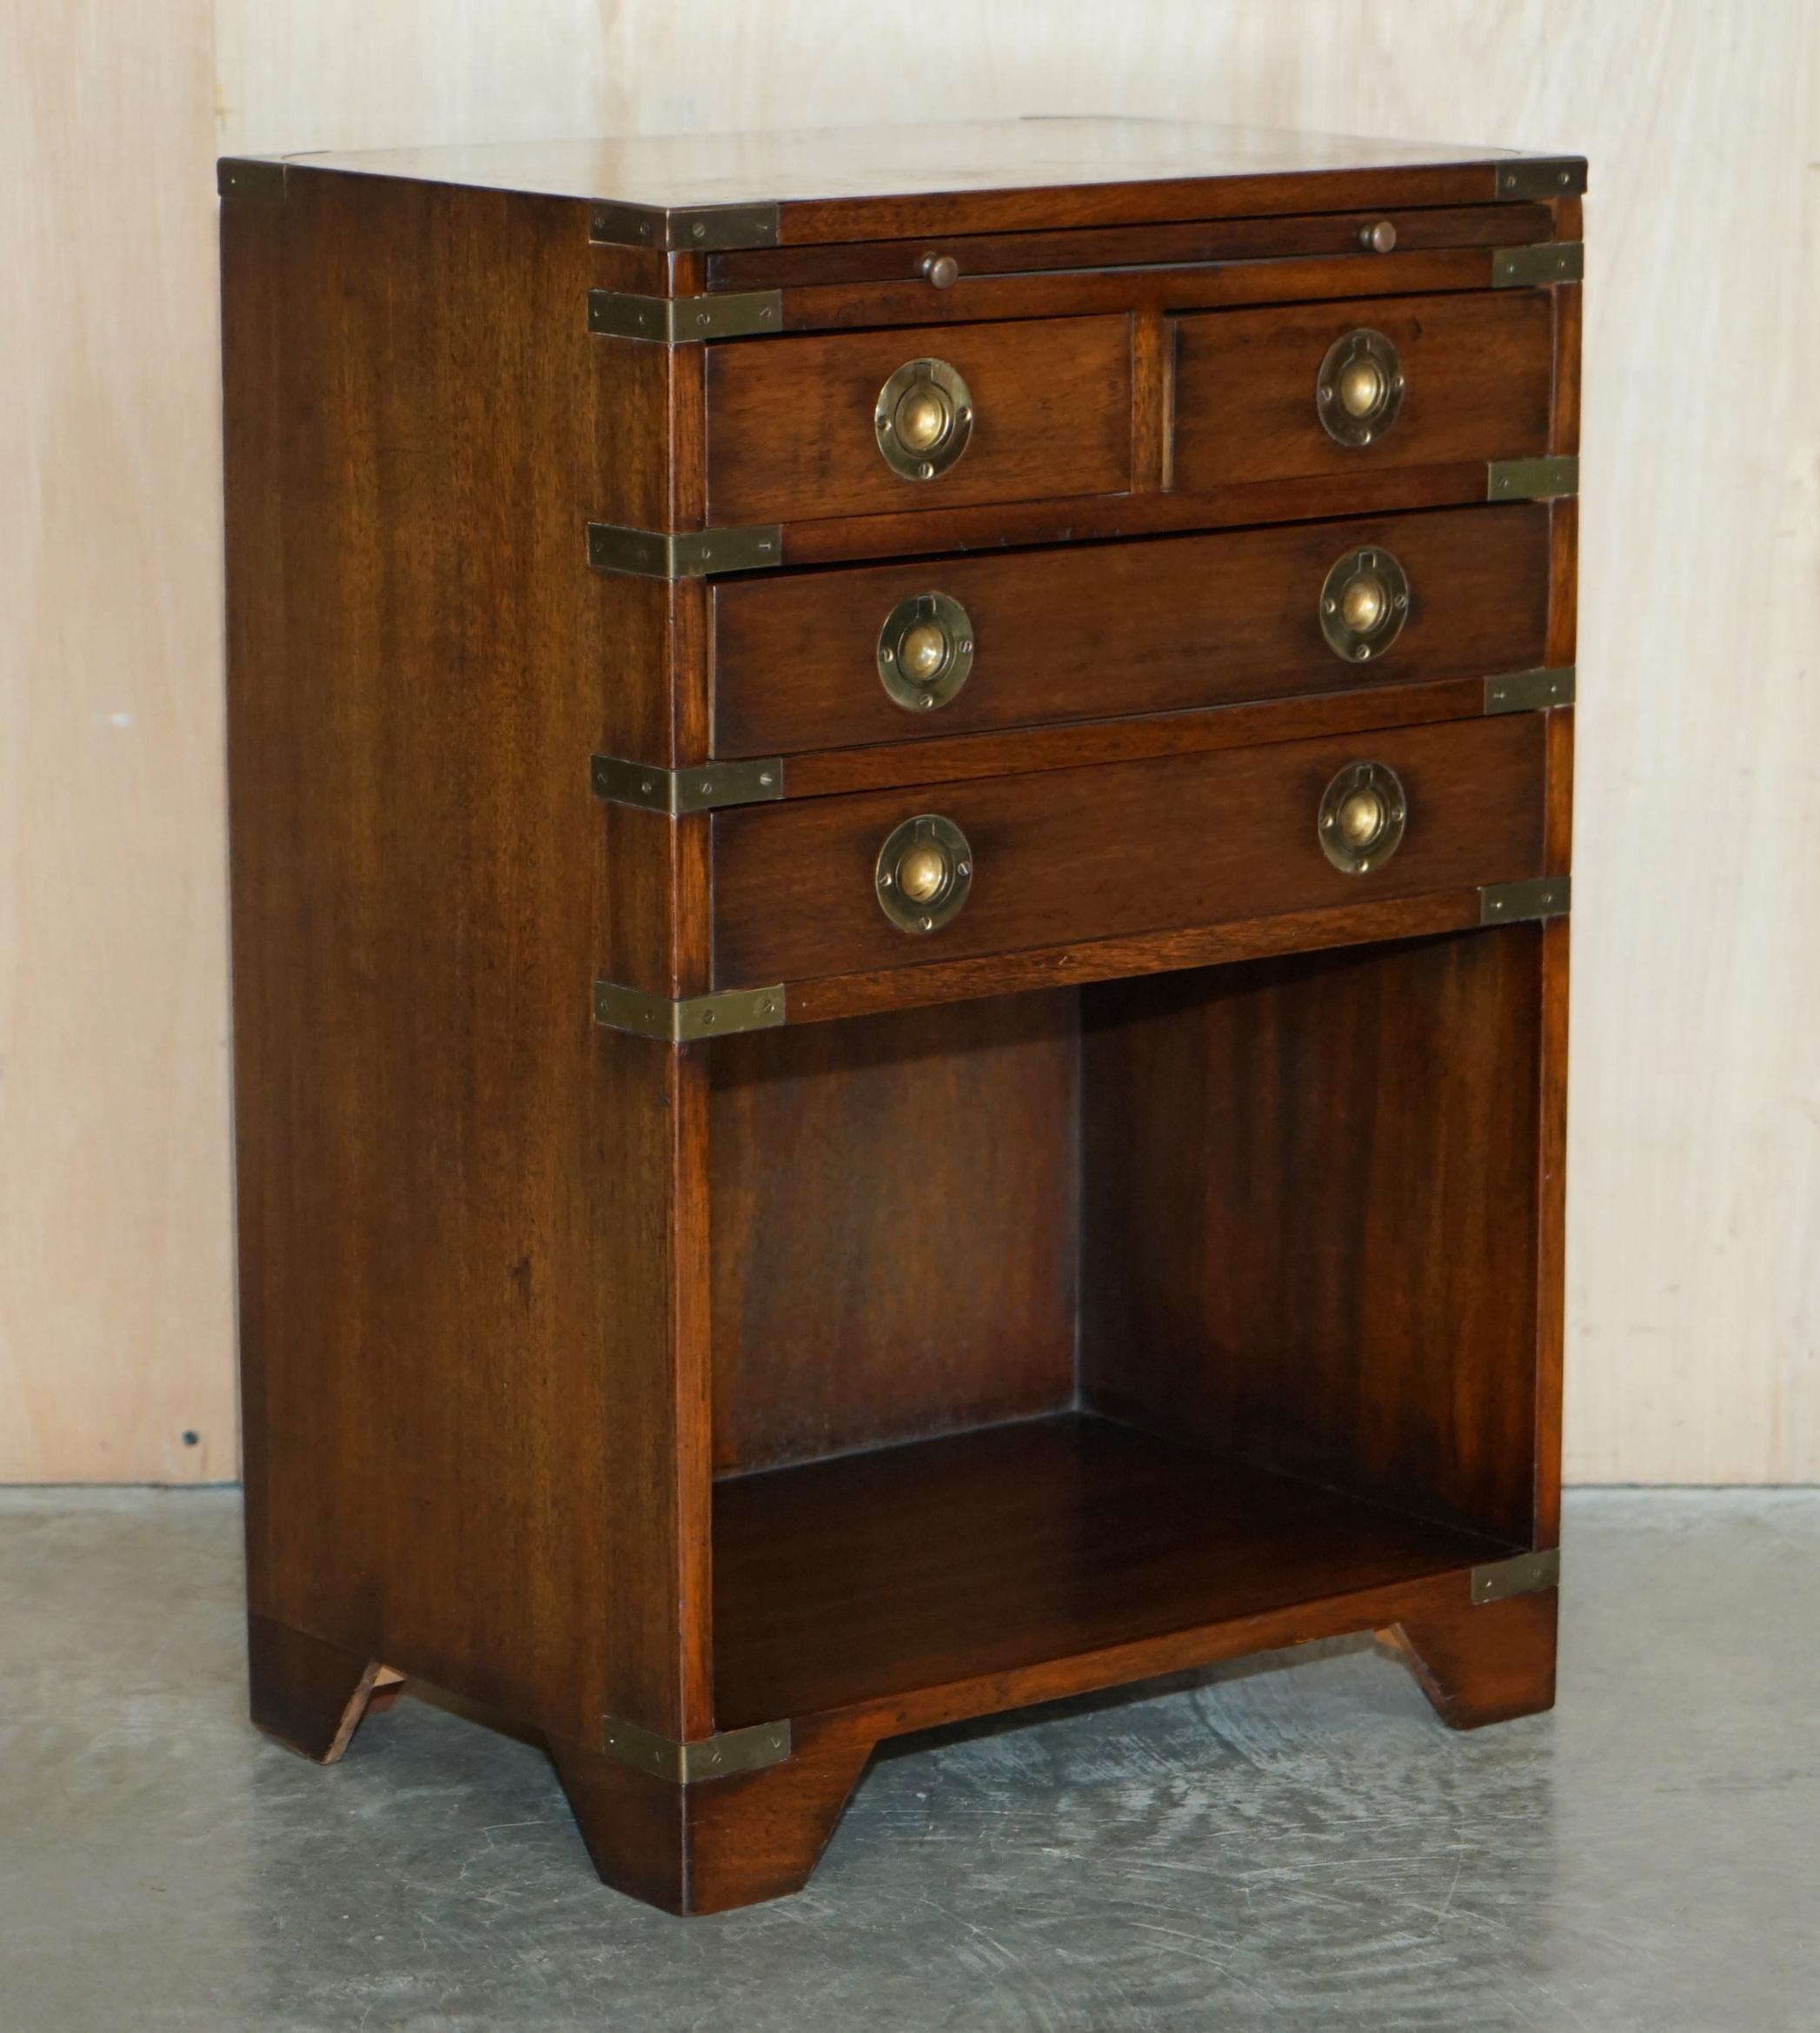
[704,315,1133,523]
[713,714,1545,987]
[713,503,1551,758]
[1172,290,1556,491]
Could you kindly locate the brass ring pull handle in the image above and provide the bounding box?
[1315,328,1405,447]
[876,591,975,711]
[875,358,973,481]
[875,814,973,933]
[1318,761,1408,875]
[1319,545,1411,662]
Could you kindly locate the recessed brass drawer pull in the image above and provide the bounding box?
[1318,761,1408,875]
[876,591,975,711]
[1315,328,1405,448]
[874,814,973,933]
[1319,546,1410,662]
[874,357,973,481]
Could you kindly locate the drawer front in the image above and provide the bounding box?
[714,715,1545,987]
[713,504,1549,758]
[704,315,1133,523]
[1172,291,1555,492]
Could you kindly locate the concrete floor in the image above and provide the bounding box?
[2,1492,1816,2033]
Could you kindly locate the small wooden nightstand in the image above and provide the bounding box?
[221,119,1579,1916]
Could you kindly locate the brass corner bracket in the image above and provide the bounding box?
[1480,876,1571,925]
[1488,455,1579,502]
[591,754,785,815]
[1493,157,1588,201]
[588,288,784,342]
[601,1715,793,1784]
[588,199,781,253]
[1492,242,1584,289]
[217,157,288,202]
[593,980,787,1044]
[1471,1547,1561,1605]
[1484,667,1576,715]
[587,522,783,580]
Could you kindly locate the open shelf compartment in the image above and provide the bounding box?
[714,1411,1513,1728]
[707,927,1547,1729]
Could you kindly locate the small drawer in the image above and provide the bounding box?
[713,714,1545,987]
[712,503,1551,758]
[704,315,1133,524]
[1172,290,1556,492]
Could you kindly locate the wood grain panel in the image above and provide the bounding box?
[713,504,1551,758]
[708,993,1079,1474]
[1172,290,1555,491]
[0,0,236,1481]
[223,171,710,1744]
[705,316,1133,523]
[1079,931,1544,1545]
[713,715,1547,987]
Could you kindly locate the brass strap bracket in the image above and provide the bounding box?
[1493,157,1588,200]
[600,1715,793,1783]
[1488,455,1579,502]
[217,157,288,202]
[1471,1547,1561,1604]
[587,522,783,580]
[588,287,784,342]
[1484,666,1577,715]
[589,199,781,253]
[594,980,787,1043]
[1480,876,1571,925]
[1492,242,1584,288]
[591,753,785,815]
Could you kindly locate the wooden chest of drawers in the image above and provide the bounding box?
[220,118,1580,1915]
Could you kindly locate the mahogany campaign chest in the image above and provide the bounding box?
[219,119,1581,1915]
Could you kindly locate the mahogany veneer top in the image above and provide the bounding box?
[276,118,1578,242]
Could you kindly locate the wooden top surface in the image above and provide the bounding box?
[250,119,1581,244]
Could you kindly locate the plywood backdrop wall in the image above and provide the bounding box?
[4,0,1816,1483]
